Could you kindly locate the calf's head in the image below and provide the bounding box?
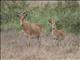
[48,19,56,26]
[48,19,56,30]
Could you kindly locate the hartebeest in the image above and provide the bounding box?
[17,11,44,47]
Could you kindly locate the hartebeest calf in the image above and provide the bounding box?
[48,19,65,40]
[48,19,65,46]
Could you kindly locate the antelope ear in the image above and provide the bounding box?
[17,14,20,17]
[48,19,52,24]
[16,12,20,17]
[23,12,28,16]
[25,13,28,16]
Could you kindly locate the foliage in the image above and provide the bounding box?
[1,1,80,34]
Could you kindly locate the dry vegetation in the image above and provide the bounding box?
[1,30,80,60]
[1,1,80,60]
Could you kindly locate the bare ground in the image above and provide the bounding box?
[1,30,80,60]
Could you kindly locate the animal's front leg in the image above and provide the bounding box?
[27,36,31,47]
[57,36,62,47]
[55,35,60,47]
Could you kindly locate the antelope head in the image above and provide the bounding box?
[48,19,56,30]
[48,19,56,25]
[16,11,27,25]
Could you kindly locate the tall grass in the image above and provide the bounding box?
[1,1,80,34]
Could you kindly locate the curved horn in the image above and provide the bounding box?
[22,10,26,14]
[16,11,21,17]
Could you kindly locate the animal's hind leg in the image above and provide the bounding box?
[37,35,41,48]
[27,36,30,47]
[56,36,61,47]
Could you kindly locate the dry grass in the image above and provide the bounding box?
[1,30,80,60]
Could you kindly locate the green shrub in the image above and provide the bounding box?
[1,1,80,34]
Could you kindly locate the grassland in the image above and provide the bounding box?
[1,1,80,60]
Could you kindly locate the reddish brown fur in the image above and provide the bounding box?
[19,14,43,39]
[53,29,65,40]
[48,19,65,40]
[18,14,44,47]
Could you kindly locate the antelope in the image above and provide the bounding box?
[17,11,44,47]
[48,19,65,40]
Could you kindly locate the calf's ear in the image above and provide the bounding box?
[48,19,52,24]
